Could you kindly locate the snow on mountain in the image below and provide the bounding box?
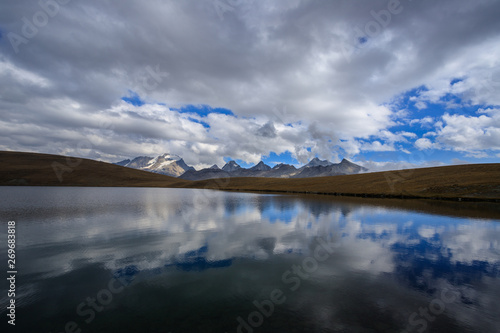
[115,153,193,177]
[117,154,367,180]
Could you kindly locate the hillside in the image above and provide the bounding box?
[0,151,190,188]
[1,151,499,202]
[182,164,500,201]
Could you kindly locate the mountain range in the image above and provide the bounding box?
[3,151,499,202]
[116,154,367,180]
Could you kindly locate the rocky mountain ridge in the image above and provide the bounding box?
[178,157,367,181]
[116,153,368,180]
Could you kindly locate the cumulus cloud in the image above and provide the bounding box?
[434,109,500,155]
[361,141,395,152]
[415,138,434,150]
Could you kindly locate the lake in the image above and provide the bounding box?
[1,186,499,332]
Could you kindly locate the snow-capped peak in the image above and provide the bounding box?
[115,153,194,177]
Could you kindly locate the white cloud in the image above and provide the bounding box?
[361,141,395,152]
[409,116,434,127]
[415,101,427,110]
[415,138,434,150]
[434,110,500,154]
[0,59,50,88]
[358,159,446,173]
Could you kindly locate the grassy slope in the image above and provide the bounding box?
[1,151,499,201]
[183,164,500,201]
[0,151,190,188]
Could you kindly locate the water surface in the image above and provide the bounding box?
[0,187,499,332]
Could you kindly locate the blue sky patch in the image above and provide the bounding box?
[262,151,299,166]
[175,104,234,117]
[188,117,210,129]
[450,78,464,85]
[121,91,145,106]
[261,200,298,224]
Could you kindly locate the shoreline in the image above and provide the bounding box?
[1,151,499,203]
[188,187,500,203]
[2,183,499,204]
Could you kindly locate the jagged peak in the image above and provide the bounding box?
[250,161,271,171]
[272,163,296,170]
[222,160,241,172]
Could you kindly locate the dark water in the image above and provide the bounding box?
[0,187,499,333]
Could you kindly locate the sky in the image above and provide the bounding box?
[1,0,499,171]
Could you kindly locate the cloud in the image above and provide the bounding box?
[256,121,277,138]
[0,0,500,164]
[415,101,427,110]
[358,160,445,173]
[433,110,500,154]
[410,116,434,128]
[415,138,434,150]
[361,141,395,152]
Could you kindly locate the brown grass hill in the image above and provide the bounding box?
[182,164,500,201]
[0,151,190,188]
[1,151,499,202]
